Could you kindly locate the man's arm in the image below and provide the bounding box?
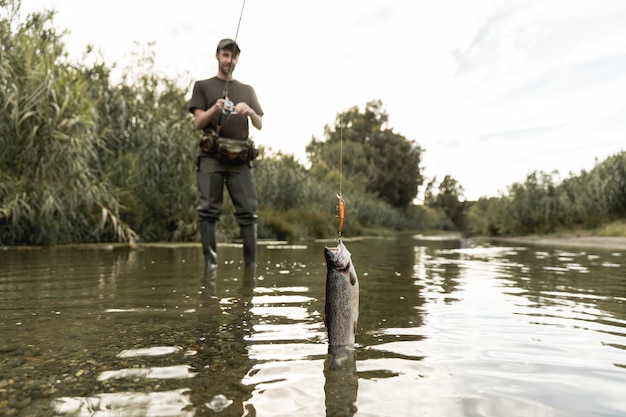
[192,99,225,130]
[234,102,263,130]
[249,110,263,130]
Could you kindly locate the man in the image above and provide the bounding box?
[188,38,264,271]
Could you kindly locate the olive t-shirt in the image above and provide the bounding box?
[188,77,263,140]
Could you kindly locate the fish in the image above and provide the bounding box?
[324,238,359,348]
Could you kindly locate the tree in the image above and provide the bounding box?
[306,100,424,208]
[506,171,560,234]
[428,175,466,230]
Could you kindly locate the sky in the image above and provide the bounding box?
[18,0,626,201]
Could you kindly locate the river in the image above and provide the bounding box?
[1,236,625,416]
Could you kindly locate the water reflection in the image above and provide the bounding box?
[1,238,626,416]
[324,346,358,417]
[187,264,257,416]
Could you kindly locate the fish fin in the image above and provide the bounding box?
[350,269,357,286]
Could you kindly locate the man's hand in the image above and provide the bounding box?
[234,102,263,130]
[215,98,228,112]
[234,102,255,117]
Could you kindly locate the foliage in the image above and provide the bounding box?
[255,153,329,213]
[0,4,126,244]
[466,152,626,236]
[425,175,466,230]
[596,220,626,237]
[253,152,421,239]
[0,1,197,244]
[88,46,198,242]
[306,100,424,208]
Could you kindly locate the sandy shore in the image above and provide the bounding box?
[488,236,626,251]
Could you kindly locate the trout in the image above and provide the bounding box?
[324,239,359,348]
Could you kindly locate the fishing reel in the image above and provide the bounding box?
[222,99,236,115]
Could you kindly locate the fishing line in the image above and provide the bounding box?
[336,0,346,238]
[338,0,345,197]
[339,115,343,195]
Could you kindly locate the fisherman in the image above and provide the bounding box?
[188,38,264,271]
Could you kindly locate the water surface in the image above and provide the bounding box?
[1,237,625,416]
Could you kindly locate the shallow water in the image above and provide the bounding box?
[1,237,625,416]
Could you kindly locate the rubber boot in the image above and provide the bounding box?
[199,221,218,272]
[241,223,257,267]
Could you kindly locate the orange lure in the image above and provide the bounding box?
[336,194,345,237]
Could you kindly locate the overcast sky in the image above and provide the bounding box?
[20,0,626,200]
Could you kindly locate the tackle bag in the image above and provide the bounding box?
[216,137,255,165]
[200,130,259,165]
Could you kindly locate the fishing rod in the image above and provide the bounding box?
[222,0,246,115]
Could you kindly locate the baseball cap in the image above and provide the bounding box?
[217,38,241,54]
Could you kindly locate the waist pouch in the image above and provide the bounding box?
[200,131,259,165]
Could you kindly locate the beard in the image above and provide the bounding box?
[219,62,235,77]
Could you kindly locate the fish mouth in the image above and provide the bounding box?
[324,239,350,271]
[324,242,341,260]
[324,239,344,252]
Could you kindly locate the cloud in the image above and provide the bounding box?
[477,123,564,143]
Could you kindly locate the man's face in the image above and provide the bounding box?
[217,49,239,77]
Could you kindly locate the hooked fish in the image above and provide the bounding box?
[324,238,359,348]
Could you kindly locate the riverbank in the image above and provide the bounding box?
[488,235,626,251]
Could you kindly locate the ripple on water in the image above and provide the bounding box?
[97,365,196,381]
[246,322,325,342]
[52,389,193,417]
[117,346,182,358]
[243,359,326,416]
